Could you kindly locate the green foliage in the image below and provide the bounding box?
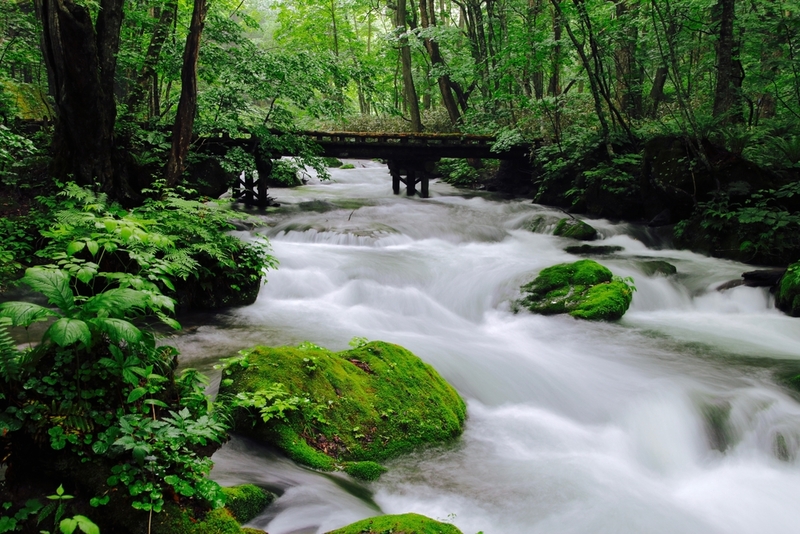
[518,260,635,321]
[776,262,800,317]
[679,181,800,264]
[219,341,466,476]
[0,487,99,534]
[343,461,387,481]
[0,187,242,521]
[437,158,481,188]
[325,513,463,534]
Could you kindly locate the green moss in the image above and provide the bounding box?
[220,341,466,476]
[553,218,598,241]
[340,163,356,169]
[325,513,463,534]
[222,485,275,523]
[152,505,246,534]
[776,262,800,317]
[324,157,344,167]
[344,461,388,481]
[519,259,634,321]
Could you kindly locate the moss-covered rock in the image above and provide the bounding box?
[152,505,249,534]
[325,513,463,534]
[776,261,800,317]
[340,163,356,169]
[222,484,275,523]
[553,218,598,240]
[637,260,677,276]
[518,259,634,320]
[220,341,466,476]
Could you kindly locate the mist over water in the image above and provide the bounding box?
[172,160,800,533]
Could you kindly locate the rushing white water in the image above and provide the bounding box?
[172,160,800,534]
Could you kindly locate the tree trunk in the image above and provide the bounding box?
[396,0,422,131]
[165,0,208,187]
[127,0,178,117]
[614,1,643,119]
[36,0,124,191]
[548,3,562,96]
[712,0,742,122]
[419,0,462,126]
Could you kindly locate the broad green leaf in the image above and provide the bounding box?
[86,241,99,256]
[75,267,95,284]
[103,220,117,232]
[66,241,85,256]
[44,318,91,347]
[127,387,147,403]
[83,289,148,317]
[88,318,142,344]
[61,515,99,534]
[0,301,59,327]
[132,444,150,464]
[21,268,77,316]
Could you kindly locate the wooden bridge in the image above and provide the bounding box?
[205,130,530,206]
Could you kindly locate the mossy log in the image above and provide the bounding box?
[325,513,463,534]
[518,259,634,320]
[219,341,466,478]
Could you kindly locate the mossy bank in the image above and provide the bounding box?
[518,259,635,320]
[326,513,463,534]
[776,261,800,316]
[219,341,466,478]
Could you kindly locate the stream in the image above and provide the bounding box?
[170,160,800,534]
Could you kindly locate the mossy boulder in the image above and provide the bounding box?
[222,484,275,524]
[518,259,634,320]
[153,505,257,534]
[776,261,800,317]
[340,163,356,169]
[637,260,677,276]
[220,341,466,477]
[553,218,598,241]
[326,513,463,534]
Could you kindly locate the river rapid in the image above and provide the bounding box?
[170,160,800,534]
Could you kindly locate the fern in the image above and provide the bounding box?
[0,318,22,382]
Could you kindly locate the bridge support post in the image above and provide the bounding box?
[389,160,401,194]
[420,175,429,198]
[406,168,416,196]
[244,171,255,205]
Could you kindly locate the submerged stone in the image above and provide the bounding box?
[219,341,466,478]
[325,513,463,534]
[776,262,800,317]
[564,244,624,256]
[518,259,634,321]
[553,218,598,240]
[637,260,677,276]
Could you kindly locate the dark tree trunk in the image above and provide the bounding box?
[548,3,562,96]
[36,0,124,192]
[649,66,668,117]
[614,1,643,119]
[419,0,462,126]
[165,0,208,186]
[396,0,422,131]
[127,0,178,117]
[712,0,742,122]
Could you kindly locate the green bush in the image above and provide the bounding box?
[325,513,463,534]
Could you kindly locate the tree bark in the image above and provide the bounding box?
[712,0,742,122]
[165,0,208,186]
[419,0,462,126]
[126,0,178,117]
[36,0,124,191]
[614,1,643,119]
[396,0,422,131]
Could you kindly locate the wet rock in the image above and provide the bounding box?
[564,244,624,256]
[742,268,786,287]
[553,218,598,240]
[518,259,634,321]
[638,260,677,276]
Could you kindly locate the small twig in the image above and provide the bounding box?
[348,209,355,221]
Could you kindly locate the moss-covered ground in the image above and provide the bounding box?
[219,341,466,478]
[519,259,634,320]
[222,484,275,523]
[325,513,463,534]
